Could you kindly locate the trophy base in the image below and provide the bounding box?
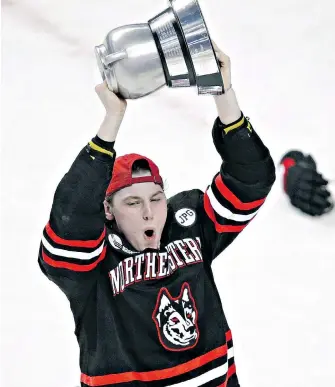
[149,0,224,95]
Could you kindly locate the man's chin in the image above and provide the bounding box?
[139,236,160,251]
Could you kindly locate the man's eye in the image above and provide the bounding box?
[151,198,161,202]
[127,201,139,206]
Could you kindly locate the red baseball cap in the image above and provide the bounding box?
[106,153,163,197]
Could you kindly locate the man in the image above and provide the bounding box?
[39,44,276,386]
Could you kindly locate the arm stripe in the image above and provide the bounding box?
[214,175,265,210]
[45,223,106,248]
[41,246,107,272]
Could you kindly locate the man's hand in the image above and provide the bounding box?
[211,41,241,125]
[95,81,127,117]
[95,82,127,142]
[281,150,334,216]
[212,41,232,92]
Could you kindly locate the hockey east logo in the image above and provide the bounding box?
[152,283,199,351]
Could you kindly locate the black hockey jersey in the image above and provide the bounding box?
[38,115,276,387]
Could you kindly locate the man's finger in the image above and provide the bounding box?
[211,40,219,51]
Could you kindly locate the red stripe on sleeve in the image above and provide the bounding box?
[215,175,265,210]
[225,330,232,342]
[42,246,106,272]
[45,223,105,248]
[203,193,247,233]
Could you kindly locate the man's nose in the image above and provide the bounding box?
[142,202,153,220]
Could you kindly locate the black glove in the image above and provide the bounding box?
[280,150,333,216]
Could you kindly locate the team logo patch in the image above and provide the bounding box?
[108,234,137,255]
[152,283,199,351]
[175,208,196,227]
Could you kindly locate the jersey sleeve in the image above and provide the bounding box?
[199,114,276,263]
[38,138,115,302]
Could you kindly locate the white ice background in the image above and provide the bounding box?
[1,1,335,386]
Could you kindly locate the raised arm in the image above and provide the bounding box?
[198,43,276,262]
[38,83,126,297]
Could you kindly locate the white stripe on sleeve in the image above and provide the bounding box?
[207,187,258,221]
[41,235,104,260]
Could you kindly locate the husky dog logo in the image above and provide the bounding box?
[152,283,199,351]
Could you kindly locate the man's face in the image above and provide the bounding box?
[105,181,167,252]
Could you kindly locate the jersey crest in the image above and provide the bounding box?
[152,283,199,351]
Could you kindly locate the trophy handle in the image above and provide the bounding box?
[95,45,128,67]
[103,51,128,66]
[95,45,128,93]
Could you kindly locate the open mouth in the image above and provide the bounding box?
[144,229,155,239]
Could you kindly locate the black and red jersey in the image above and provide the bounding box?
[38,115,275,386]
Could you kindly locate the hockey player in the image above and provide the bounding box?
[38,43,276,386]
[280,150,333,216]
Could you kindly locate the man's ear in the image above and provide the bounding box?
[103,200,114,221]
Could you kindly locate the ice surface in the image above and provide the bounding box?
[1,1,335,386]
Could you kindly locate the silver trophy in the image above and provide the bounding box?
[95,0,224,99]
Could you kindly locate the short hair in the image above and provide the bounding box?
[131,159,151,175]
